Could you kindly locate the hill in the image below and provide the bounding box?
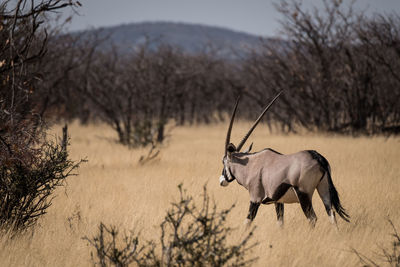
[78,21,276,58]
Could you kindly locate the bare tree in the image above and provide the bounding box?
[242,0,400,134]
[0,0,83,231]
[71,41,237,147]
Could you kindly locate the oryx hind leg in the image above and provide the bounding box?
[317,174,337,226]
[275,203,284,227]
[294,187,317,227]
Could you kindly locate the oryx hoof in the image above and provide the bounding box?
[309,218,317,228]
[244,218,252,229]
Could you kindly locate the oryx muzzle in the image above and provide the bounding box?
[219,92,349,228]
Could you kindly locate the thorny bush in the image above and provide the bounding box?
[0,0,82,231]
[352,219,400,267]
[84,184,258,267]
[0,125,84,231]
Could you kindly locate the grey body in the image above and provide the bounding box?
[229,149,318,204]
[220,93,349,227]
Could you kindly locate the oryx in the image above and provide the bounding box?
[219,92,349,227]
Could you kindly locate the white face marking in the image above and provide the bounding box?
[222,157,234,181]
[220,156,232,186]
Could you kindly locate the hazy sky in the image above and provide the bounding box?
[64,0,400,37]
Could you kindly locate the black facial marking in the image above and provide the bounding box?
[247,201,260,221]
[228,169,236,181]
[222,166,236,182]
[231,156,249,165]
[272,183,292,201]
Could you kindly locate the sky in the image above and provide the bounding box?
[63,0,400,37]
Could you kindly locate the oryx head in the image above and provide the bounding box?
[219,92,282,187]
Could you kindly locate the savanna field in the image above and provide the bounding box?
[1,122,399,266]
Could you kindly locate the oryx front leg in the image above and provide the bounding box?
[295,188,317,227]
[275,203,284,227]
[244,201,260,228]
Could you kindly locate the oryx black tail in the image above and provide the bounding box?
[308,150,350,222]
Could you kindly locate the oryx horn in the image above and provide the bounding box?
[225,96,240,156]
[236,91,283,152]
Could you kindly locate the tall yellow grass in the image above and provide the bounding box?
[1,122,399,266]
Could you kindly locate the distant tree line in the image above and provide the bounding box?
[243,0,400,134]
[33,0,400,145]
[40,37,240,146]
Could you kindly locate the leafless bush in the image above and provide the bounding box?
[138,142,160,165]
[0,0,82,231]
[352,219,400,266]
[0,125,85,231]
[83,223,156,267]
[84,184,258,267]
[159,184,258,267]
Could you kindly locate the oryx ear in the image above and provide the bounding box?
[244,142,253,153]
[227,143,236,158]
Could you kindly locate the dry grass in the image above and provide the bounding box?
[1,121,399,266]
